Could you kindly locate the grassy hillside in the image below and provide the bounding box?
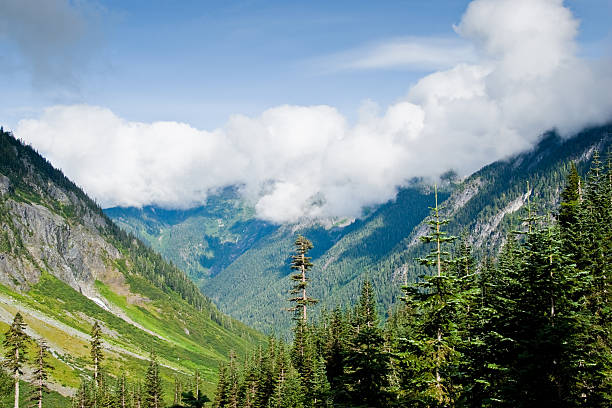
[0,128,264,405]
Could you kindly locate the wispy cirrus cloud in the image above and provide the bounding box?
[314,36,478,72]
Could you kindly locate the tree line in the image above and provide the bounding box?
[212,153,611,407]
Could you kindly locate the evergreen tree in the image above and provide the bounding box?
[344,280,389,408]
[225,351,239,408]
[213,364,228,408]
[116,372,129,408]
[145,351,163,408]
[269,344,303,408]
[90,321,104,388]
[31,339,53,408]
[398,185,462,406]
[240,354,260,408]
[567,153,612,405]
[288,235,317,323]
[323,308,349,404]
[178,390,210,408]
[3,312,31,408]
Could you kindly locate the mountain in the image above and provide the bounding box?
[106,124,612,335]
[105,187,278,285]
[0,129,264,406]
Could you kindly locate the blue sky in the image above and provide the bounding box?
[1,0,610,129]
[2,0,612,222]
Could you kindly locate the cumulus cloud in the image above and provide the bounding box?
[15,0,612,223]
[0,0,100,91]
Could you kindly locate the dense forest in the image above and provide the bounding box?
[211,154,611,407]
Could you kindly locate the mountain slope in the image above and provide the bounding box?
[0,129,264,404]
[105,188,278,284]
[107,123,612,336]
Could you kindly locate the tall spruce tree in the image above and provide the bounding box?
[3,312,31,408]
[345,280,390,407]
[145,351,163,408]
[399,185,461,406]
[289,235,317,323]
[31,339,53,408]
[90,321,104,388]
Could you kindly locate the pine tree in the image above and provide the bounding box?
[90,321,104,388]
[323,307,349,404]
[288,235,318,323]
[31,339,53,408]
[225,351,239,408]
[177,390,211,408]
[344,281,390,408]
[399,185,461,406]
[567,153,612,405]
[255,339,277,408]
[269,344,303,408]
[145,351,163,408]
[116,372,128,408]
[240,354,260,408]
[3,312,31,408]
[213,364,228,408]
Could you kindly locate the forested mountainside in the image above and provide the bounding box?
[0,129,264,406]
[105,188,279,285]
[108,124,612,335]
[212,154,612,407]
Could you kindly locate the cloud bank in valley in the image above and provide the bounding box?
[15,0,612,223]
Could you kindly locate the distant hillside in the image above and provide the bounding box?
[0,128,264,406]
[107,124,612,335]
[105,188,278,285]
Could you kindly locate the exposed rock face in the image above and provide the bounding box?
[0,138,124,303]
[0,174,9,195]
[0,195,120,297]
[0,198,121,297]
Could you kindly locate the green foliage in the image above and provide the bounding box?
[90,321,104,386]
[145,351,163,408]
[31,339,54,408]
[289,235,318,322]
[211,153,612,406]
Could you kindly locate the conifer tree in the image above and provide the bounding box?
[289,235,317,323]
[323,307,349,403]
[116,372,128,408]
[345,280,389,407]
[3,312,31,408]
[240,354,260,408]
[173,387,210,408]
[399,185,461,405]
[255,338,277,407]
[31,339,53,408]
[225,351,239,408]
[213,364,228,408]
[145,351,163,408]
[90,321,104,388]
[269,344,303,408]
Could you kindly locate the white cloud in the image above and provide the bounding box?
[317,36,478,72]
[15,0,612,224]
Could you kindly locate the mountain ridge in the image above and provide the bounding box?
[107,123,612,335]
[0,128,264,405]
